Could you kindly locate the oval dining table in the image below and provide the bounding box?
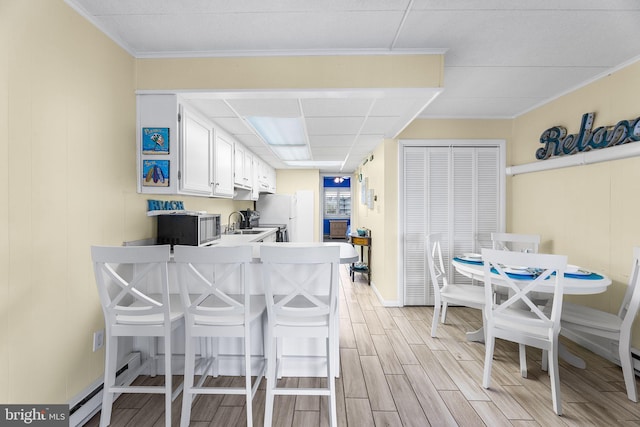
[451,256,612,369]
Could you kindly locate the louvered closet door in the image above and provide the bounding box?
[403,145,500,305]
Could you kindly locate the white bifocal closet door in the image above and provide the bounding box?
[402,144,501,306]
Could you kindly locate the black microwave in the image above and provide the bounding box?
[156,213,221,247]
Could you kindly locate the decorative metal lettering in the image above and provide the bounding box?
[536,112,640,160]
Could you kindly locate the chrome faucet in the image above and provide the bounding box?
[227,211,245,232]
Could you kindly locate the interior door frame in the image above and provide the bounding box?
[397,139,506,306]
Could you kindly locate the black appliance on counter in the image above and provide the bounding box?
[157,213,221,247]
[259,223,288,242]
[239,209,260,229]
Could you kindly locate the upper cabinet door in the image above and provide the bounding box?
[213,132,234,198]
[180,106,213,196]
[234,143,246,187]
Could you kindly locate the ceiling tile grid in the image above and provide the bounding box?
[66,0,640,172]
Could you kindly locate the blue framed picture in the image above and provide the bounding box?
[142,160,169,187]
[142,127,169,154]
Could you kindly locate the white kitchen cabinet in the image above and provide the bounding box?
[213,131,234,198]
[179,106,213,196]
[137,93,236,199]
[243,150,253,188]
[255,159,276,194]
[233,142,253,189]
[250,156,261,200]
[266,165,277,193]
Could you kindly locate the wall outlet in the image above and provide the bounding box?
[92,330,104,352]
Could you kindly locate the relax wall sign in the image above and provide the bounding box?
[536,112,640,160]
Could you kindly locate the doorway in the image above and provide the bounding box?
[322,176,351,242]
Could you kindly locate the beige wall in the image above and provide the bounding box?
[351,140,400,302]
[135,55,444,90]
[0,0,9,406]
[0,1,252,404]
[510,61,640,343]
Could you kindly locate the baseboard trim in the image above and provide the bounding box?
[370,281,401,307]
[68,352,141,427]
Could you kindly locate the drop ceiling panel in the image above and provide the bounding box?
[210,118,251,136]
[424,97,545,119]
[226,99,301,117]
[311,147,350,160]
[440,66,612,100]
[305,117,365,136]
[301,98,374,117]
[398,9,640,67]
[360,117,403,135]
[308,135,356,147]
[187,99,237,118]
[234,134,264,148]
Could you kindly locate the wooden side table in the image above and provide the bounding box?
[348,233,371,285]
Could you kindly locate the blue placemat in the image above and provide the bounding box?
[564,272,604,280]
[489,267,604,281]
[489,267,535,279]
[453,257,483,265]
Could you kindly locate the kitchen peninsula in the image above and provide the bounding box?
[130,230,358,379]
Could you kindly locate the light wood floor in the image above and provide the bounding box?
[86,266,640,426]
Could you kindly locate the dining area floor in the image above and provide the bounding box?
[85,265,640,426]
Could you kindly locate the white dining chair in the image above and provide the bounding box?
[561,246,640,402]
[427,233,485,337]
[481,248,567,415]
[260,245,341,427]
[491,232,540,253]
[91,245,183,427]
[173,245,266,427]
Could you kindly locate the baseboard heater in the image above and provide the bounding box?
[68,352,141,427]
[632,349,640,373]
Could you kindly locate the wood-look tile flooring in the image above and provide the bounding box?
[86,266,640,426]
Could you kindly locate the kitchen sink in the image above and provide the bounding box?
[224,229,265,235]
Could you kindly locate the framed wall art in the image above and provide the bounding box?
[142,127,170,154]
[142,159,170,187]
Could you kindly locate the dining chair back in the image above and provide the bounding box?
[173,244,266,427]
[561,246,640,402]
[481,248,567,415]
[427,233,485,337]
[91,244,183,427]
[491,232,540,253]
[260,244,341,427]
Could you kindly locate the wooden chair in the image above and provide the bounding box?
[427,233,485,337]
[173,245,266,427]
[91,245,183,427]
[260,245,341,427]
[481,248,567,415]
[491,232,540,253]
[561,246,640,402]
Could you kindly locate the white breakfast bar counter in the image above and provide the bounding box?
[132,229,358,378]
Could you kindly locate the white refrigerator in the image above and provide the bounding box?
[256,190,314,242]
